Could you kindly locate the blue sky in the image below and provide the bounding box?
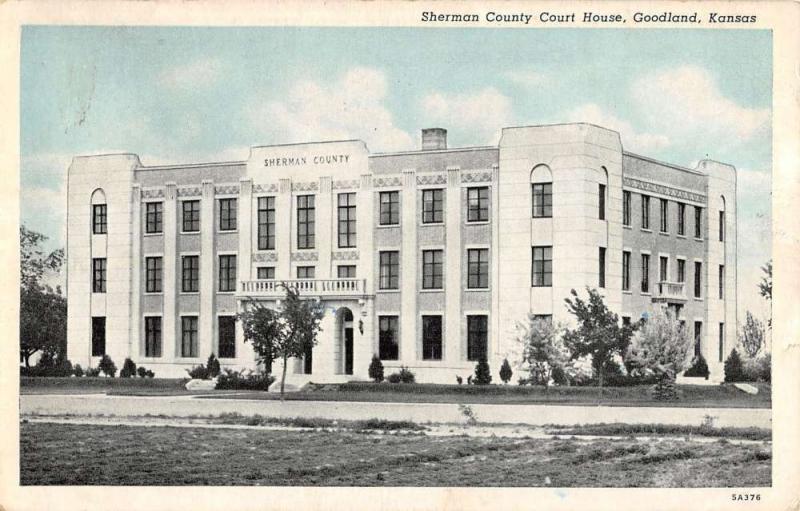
[20,26,772,316]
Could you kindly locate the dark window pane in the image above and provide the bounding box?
[218,316,236,359]
[145,202,163,234]
[379,316,399,360]
[91,317,106,357]
[145,317,162,358]
[467,315,488,361]
[422,316,442,360]
[219,198,237,231]
[92,204,107,234]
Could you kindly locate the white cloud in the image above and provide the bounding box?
[159,58,224,90]
[631,66,770,142]
[249,67,414,152]
[565,103,671,153]
[503,69,549,88]
[419,87,513,146]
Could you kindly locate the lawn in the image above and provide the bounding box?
[19,422,771,486]
[19,377,188,394]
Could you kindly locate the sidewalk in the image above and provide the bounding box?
[20,393,772,428]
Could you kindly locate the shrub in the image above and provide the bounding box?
[386,372,402,384]
[206,354,221,378]
[759,353,771,383]
[137,366,147,378]
[187,364,209,379]
[120,358,137,378]
[551,364,569,386]
[21,353,74,377]
[473,357,492,385]
[724,349,745,383]
[215,369,275,391]
[145,369,155,378]
[499,358,513,384]
[742,353,771,383]
[368,355,384,383]
[98,355,117,377]
[73,364,84,377]
[85,366,101,377]
[684,354,710,379]
[398,366,416,383]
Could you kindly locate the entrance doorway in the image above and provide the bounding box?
[337,307,354,375]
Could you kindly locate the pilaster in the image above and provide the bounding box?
[445,167,462,362]
[277,178,292,279]
[199,180,215,359]
[400,169,417,362]
[164,182,177,359]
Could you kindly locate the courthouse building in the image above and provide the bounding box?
[66,123,737,383]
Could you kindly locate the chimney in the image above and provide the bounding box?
[421,128,447,150]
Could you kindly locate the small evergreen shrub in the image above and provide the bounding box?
[724,349,745,383]
[499,358,513,384]
[73,364,84,377]
[120,358,137,378]
[187,364,210,380]
[684,354,710,379]
[145,369,155,378]
[137,366,147,378]
[98,354,117,377]
[398,366,416,383]
[368,355,384,383]
[85,366,101,377]
[386,372,402,384]
[206,354,221,378]
[473,357,492,385]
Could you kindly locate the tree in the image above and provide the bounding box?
[758,260,772,301]
[516,314,568,389]
[368,355,384,383]
[739,311,765,359]
[238,284,324,398]
[120,358,137,378]
[19,226,66,367]
[98,354,117,377]
[562,288,636,388]
[724,349,745,383]
[473,357,492,385]
[499,358,513,384]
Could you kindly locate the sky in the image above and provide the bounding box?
[19,26,772,320]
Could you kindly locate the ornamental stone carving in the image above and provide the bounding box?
[460,170,493,183]
[252,252,278,263]
[291,182,319,192]
[141,188,165,199]
[373,176,404,188]
[332,251,359,261]
[332,179,361,190]
[416,174,447,185]
[253,183,280,193]
[214,184,240,195]
[177,186,202,197]
[290,251,319,262]
[623,177,706,204]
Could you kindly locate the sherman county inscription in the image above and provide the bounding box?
[420,11,758,24]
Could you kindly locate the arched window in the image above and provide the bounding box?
[598,167,609,221]
[530,164,553,218]
[91,188,107,235]
[719,195,726,242]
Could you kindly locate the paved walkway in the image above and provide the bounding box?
[20,393,772,428]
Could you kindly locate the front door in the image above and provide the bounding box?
[344,328,353,375]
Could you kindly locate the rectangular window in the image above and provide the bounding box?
[599,184,606,220]
[218,316,236,359]
[145,256,163,293]
[145,202,163,234]
[532,183,553,218]
[694,321,702,357]
[719,211,725,242]
[422,250,444,290]
[422,315,442,361]
[91,317,105,357]
[660,256,668,282]
[719,265,725,299]
[219,198,237,231]
[623,191,631,226]
[297,266,315,279]
[182,200,200,232]
[531,246,552,287]
[378,316,399,361]
[379,251,399,290]
[92,258,106,293]
[422,189,444,224]
[181,316,198,358]
[218,255,237,292]
[467,187,490,222]
[641,254,650,293]
[302,345,313,374]
[694,261,703,298]
[337,265,356,278]
[622,316,631,327]
[297,195,315,249]
[660,199,668,233]
[257,267,275,280]
[182,256,199,292]
[641,195,651,230]
[533,314,553,323]
[92,204,107,234]
[145,317,162,358]
[467,315,488,361]
[257,196,276,250]
[599,247,606,288]
[719,323,725,362]
[677,203,686,236]
[337,192,357,248]
[467,248,489,289]
[379,191,400,225]
[622,251,631,291]
[695,206,702,238]
[677,259,686,283]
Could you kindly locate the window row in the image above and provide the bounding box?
[134,255,238,294]
[529,183,606,220]
[379,187,490,226]
[622,191,711,239]
[621,252,723,299]
[377,249,489,290]
[378,314,488,362]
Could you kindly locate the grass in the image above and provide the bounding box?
[209,412,426,431]
[545,422,772,441]
[20,377,188,394]
[19,422,771,486]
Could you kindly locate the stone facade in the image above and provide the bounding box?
[66,124,737,383]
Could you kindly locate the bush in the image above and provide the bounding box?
[551,364,569,386]
[20,352,74,377]
[724,349,745,383]
[368,355,384,383]
[386,372,401,384]
[215,369,275,391]
[206,354,221,378]
[85,366,101,377]
[499,358,513,384]
[473,357,492,385]
[98,355,117,377]
[120,358,137,378]
[742,353,771,383]
[684,354,710,379]
[145,369,155,378]
[137,366,147,378]
[759,353,771,383]
[73,364,84,377]
[398,366,415,383]
[187,354,222,380]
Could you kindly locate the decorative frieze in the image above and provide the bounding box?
[461,170,493,184]
[291,182,319,192]
[214,184,240,195]
[416,173,447,186]
[332,251,359,261]
[141,188,165,199]
[252,252,278,263]
[177,186,202,197]
[290,251,319,262]
[373,176,403,188]
[623,177,706,204]
[253,183,280,193]
[332,179,361,190]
